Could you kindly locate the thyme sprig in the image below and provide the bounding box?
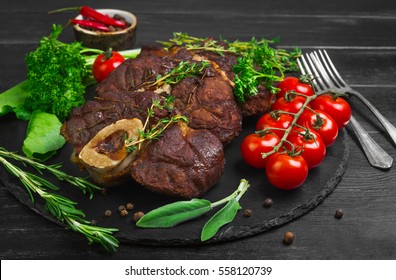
[0,147,100,199]
[159,32,301,103]
[126,115,189,151]
[125,97,189,151]
[148,60,210,88]
[0,151,119,252]
[159,32,231,56]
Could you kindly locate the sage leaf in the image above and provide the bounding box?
[136,198,212,228]
[201,198,241,241]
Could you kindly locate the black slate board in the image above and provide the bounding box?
[0,110,349,246]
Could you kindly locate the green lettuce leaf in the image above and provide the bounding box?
[0,80,32,120]
[22,111,66,161]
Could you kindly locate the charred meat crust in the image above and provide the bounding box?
[130,123,225,198]
[61,90,174,154]
[172,74,242,145]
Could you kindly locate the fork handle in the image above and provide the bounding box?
[348,89,396,147]
[348,115,393,169]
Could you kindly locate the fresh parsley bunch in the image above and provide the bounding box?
[233,40,284,103]
[24,24,90,121]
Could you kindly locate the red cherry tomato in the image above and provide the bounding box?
[297,109,339,147]
[92,50,125,82]
[265,153,308,190]
[286,128,326,169]
[240,133,281,168]
[272,95,307,114]
[256,112,294,139]
[310,94,352,128]
[276,76,314,99]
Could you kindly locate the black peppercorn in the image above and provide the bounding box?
[334,209,344,219]
[283,231,295,245]
[120,209,129,217]
[263,197,273,208]
[243,209,253,217]
[126,203,135,210]
[104,210,112,217]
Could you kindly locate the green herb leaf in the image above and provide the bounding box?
[23,25,90,122]
[22,111,66,162]
[149,60,210,87]
[136,198,212,228]
[0,152,119,252]
[159,33,300,103]
[201,198,241,241]
[136,179,250,242]
[0,80,32,120]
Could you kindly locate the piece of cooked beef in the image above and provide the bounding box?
[172,73,243,145]
[195,49,238,81]
[130,122,225,198]
[97,46,243,145]
[240,87,275,117]
[96,52,177,94]
[96,46,195,95]
[61,90,166,153]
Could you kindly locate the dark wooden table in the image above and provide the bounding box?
[1,0,396,260]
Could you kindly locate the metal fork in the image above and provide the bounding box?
[298,51,393,169]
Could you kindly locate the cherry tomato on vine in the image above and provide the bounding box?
[92,50,125,82]
[276,76,315,99]
[265,153,308,190]
[286,128,326,169]
[297,109,339,147]
[310,94,352,129]
[240,133,281,168]
[256,112,294,139]
[272,95,307,114]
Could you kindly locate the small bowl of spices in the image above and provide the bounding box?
[72,6,137,50]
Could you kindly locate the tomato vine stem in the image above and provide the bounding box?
[259,94,318,159]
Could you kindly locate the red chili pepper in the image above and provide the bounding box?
[80,6,126,28]
[70,19,110,32]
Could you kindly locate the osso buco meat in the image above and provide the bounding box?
[61,44,274,198]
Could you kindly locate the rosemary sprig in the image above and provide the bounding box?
[0,147,100,199]
[0,153,119,252]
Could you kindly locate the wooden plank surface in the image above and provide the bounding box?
[1,0,396,259]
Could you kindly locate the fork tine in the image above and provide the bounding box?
[297,55,322,93]
[304,52,330,93]
[320,50,348,87]
[309,51,336,89]
[297,59,306,75]
[314,50,341,88]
